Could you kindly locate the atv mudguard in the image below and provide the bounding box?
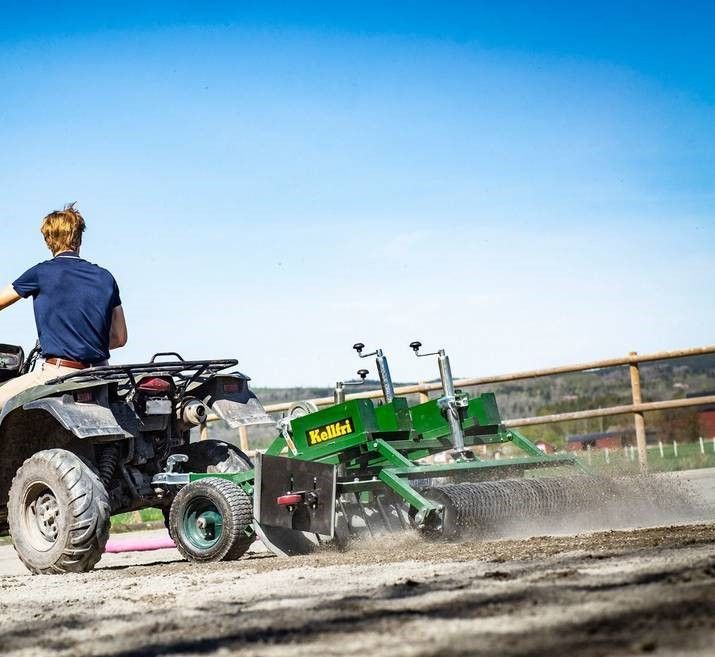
[188,372,273,428]
[0,380,128,440]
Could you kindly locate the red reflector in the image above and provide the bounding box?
[223,381,241,393]
[138,377,172,393]
[276,493,303,506]
[75,390,93,403]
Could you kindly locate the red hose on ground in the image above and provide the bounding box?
[105,533,176,553]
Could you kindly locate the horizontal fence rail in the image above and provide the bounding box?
[208,344,715,471]
[504,395,715,428]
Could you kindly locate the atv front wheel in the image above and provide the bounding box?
[8,449,110,574]
[169,478,253,563]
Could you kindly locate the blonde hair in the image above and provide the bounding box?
[41,203,86,254]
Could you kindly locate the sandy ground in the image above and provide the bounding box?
[0,470,714,657]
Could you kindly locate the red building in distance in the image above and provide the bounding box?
[688,391,715,438]
[566,428,657,451]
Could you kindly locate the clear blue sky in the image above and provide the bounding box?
[1,2,713,386]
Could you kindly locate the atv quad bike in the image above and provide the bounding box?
[0,344,271,574]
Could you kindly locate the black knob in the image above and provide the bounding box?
[409,341,422,352]
[357,369,369,380]
[353,342,365,354]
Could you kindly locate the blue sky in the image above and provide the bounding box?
[1,2,713,386]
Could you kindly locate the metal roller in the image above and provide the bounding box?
[422,477,593,538]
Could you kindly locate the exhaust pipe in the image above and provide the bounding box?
[179,399,208,427]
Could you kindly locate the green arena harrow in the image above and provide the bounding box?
[153,342,590,561]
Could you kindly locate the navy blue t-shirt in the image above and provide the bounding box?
[13,252,121,363]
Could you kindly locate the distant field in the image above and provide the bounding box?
[110,507,164,530]
[574,440,715,474]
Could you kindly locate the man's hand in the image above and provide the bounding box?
[0,285,21,311]
[109,305,128,349]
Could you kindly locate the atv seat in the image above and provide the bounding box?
[0,344,24,384]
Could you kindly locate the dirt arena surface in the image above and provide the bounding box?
[0,521,714,657]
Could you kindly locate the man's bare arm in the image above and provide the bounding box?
[109,305,128,349]
[0,285,21,311]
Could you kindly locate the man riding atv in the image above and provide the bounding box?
[0,205,270,574]
[0,203,128,407]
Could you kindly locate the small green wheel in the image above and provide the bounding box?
[169,478,253,563]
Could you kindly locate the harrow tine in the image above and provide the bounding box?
[355,493,375,538]
[338,498,352,533]
[376,495,395,532]
[393,505,408,531]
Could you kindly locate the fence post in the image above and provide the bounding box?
[418,382,430,404]
[239,425,250,452]
[628,352,648,473]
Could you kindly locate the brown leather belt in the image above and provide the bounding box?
[45,357,91,370]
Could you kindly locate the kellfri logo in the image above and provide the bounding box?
[307,419,354,446]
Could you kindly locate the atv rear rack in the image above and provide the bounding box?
[46,354,239,394]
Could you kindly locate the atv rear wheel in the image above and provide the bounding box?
[8,449,110,574]
[169,478,253,563]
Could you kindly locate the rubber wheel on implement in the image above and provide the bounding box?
[163,440,254,539]
[169,478,253,563]
[8,448,110,574]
